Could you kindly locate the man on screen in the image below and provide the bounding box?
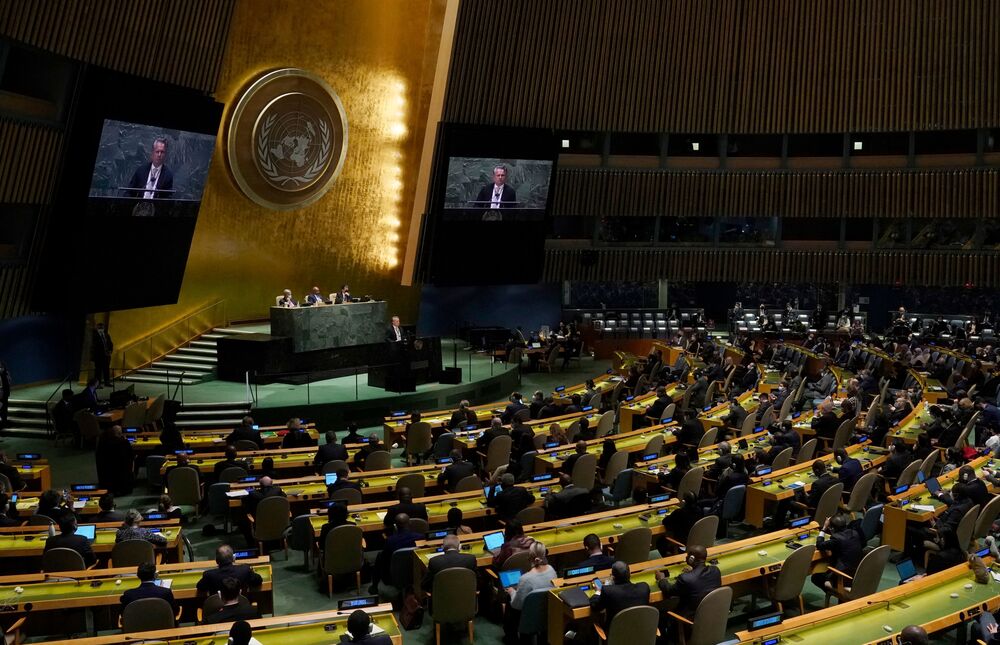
[386,316,404,343]
[128,137,174,199]
[475,165,516,221]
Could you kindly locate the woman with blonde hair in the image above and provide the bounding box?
[503,541,557,640]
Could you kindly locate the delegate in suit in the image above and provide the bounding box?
[475,165,517,220]
[126,137,174,199]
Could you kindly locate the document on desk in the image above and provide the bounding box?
[226,489,250,498]
[910,504,936,512]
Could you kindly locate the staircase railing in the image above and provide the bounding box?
[116,300,228,375]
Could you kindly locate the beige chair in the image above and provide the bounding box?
[396,472,425,497]
[514,506,545,525]
[777,394,794,422]
[796,438,817,463]
[812,482,844,526]
[825,543,890,606]
[612,527,652,564]
[111,539,157,568]
[602,450,630,486]
[666,515,718,553]
[249,495,290,558]
[588,392,603,409]
[166,466,202,515]
[668,585,733,645]
[219,466,248,483]
[42,547,87,572]
[661,403,676,421]
[233,439,259,452]
[321,459,349,474]
[364,450,392,471]
[532,434,547,451]
[770,447,794,471]
[565,421,583,443]
[144,394,166,431]
[842,472,876,518]
[429,567,478,645]
[501,550,534,574]
[73,410,101,447]
[507,346,523,368]
[571,453,597,490]
[594,604,659,644]
[696,426,718,449]
[484,435,512,473]
[675,466,705,499]
[827,417,856,453]
[322,525,364,597]
[767,544,816,616]
[26,514,54,526]
[917,450,938,479]
[405,422,432,465]
[974,494,1000,542]
[0,474,12,493]
[643,434,665,457]
[198,593,253,623]
[596,411,615,437]
[455,474,483,493]
[739,413,757,436]
[408,517,430,534]
[924,504,980,567]
[537,345,561,373]
[330,487,363,504]
[121,597,176,632]
[895,459,922,489]
[121,402,147,429]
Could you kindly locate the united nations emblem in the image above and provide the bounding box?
[226,68,348,210]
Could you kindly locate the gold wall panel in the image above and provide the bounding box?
[110,0,448,349]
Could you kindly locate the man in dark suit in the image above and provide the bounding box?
[832,447,863,492]
[241,476,285,543]
[437,449,476,492]
[44,515,96,567]
[314,430,349,473]
[91,322,113,386]
[203,577,259,624]
[561,441,589,477]
[644,387,674,425]
[448,400,477,430]
[212,445,247,483]
[196,544,264,595]
[655,545,721,620]
[589,560,651,628]
[342,609,394,645]
[686,372,709,410]
[355,434,386,470]
[810,513,864,593]
[421,534,477,593]
[475,165,517,220]
[120,562,175,609]
[305,286,326,305]
[373,514,423,592]
[501,392,528,424]
[673,415,705,447]
[476,417,509,455]
[281,418,316,449]
[537,397,562,420]
[578,533,615,570]
[487,473,535,521]
[810,400,840,441]
[73,378,101,413]
[382,487,428,530]
[334,284,352,304]
[126,137,174,199]
[385,315,404,343]
[226,417,263,449]
[326,466,362,497]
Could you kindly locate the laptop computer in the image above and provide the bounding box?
[77,524,96,541]
[925,477,941,495]
[498,569,522,588]
[325,473,338,486]
[483,531,505,552]
[896,558,919,584]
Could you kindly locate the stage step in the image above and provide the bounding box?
[213,327,257,335]
[189,340,218,349]
[175,408,245,418]
[152,361,215,373]
[4,399,51,437]
[122,374,199,386]
[2,426,50,440]
[167,353,216,364]
[175,347,217,356]
[6,406,47,418]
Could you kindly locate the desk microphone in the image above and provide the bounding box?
[42,573,80,584]
[866,599,892,611]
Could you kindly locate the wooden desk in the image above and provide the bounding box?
[547,523,825,645]
[159,444,363,477]
[881,454,993,551]
[552,372,621,404]
[13,490,108,517]
[632,429,772,487]
[743,442,889,527]
[532,423,678,474]
[733,560,998,644]
[618,381,687,433]
[382,400,504,446]
[129,424,319,453]
[93,398,154,426]
[697,390,758,431]
[8,461,51,492]
[884,401,932,446]
[47,605,403,645]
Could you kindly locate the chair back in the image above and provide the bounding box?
[0,474,12,493]
[759,407,774,428]
[844,544,890,601]
[661,403,676,421]
[330,487,363,504]
[605,469,634,504]
[974,494,1000,541]
[918,450,939,478]
[831,418,855,452]
[288,513,317,555]
[697,426,718,449]
[388,546,416,591]
[406,422,433,456]
[26,514,54,526]
[42,547,85,572]
[408,517,430,535]
[486,435,513,473]
[515,506,545,525]
[253,496,290,541]
[322,525,364,575]
[507,347,523,367]
[111,539,155,568]
[364,450,392,471]
[596,411,615,437]
[812,482,844,526]
[587,392,603,409]
[517,588,550,637]
[704,381,718,407]
[861,503,884,542]
[431,568,479,625]
[396,473,425,497]
[687,586,733,645]
[643,434,664,457]
[844,472,877,514]
[74,410,101,442]
[121,597,175,632]
[605,605,659,645]
[770,447,794,471]
[740,413,757,436]
[956,504,981,549]
[772,544,816,603]
[146,455,166,488]
[145,394,166,425]
[455,474,482,493]
[565,421,582,443]
[432,433,455,460]
[532,434,547,451]
[166,466,201,507]
[895,459,922,488]
[571,453,597,490]
[321,459,349,474]
[676,466,705,499]
[720,484,746,521]
[796,438,817,463]
[122,402,147,428]
[207,482,232,517]
[613,526,652,564]
[233,439,259,452]
[517,451,538,481]
[686,515,719,551]
[219,466,248,483]
[503,550,534,573]
[604,450,630,485]
[778,394,794,422]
